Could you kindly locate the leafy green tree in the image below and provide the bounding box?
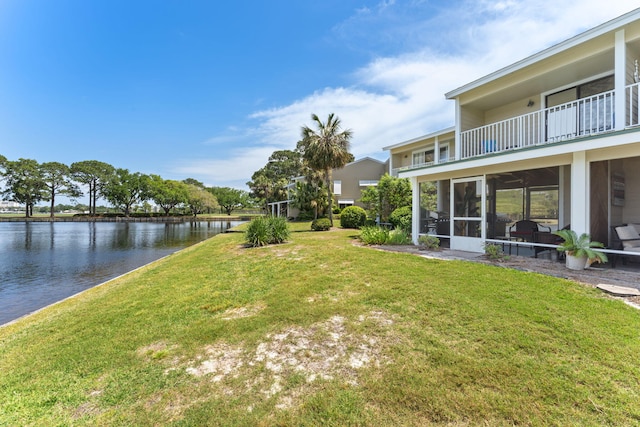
[360,173,411,223]
[185,184,218,217]
[290,179,327,219]
[40,162,81,218]
[183,177,205,188]
[247,172,277,212]
[299,113,353,226]
[1,158,47,217]
[149,176,189,215]
[103,169,151,217]
[247,149,304,211]
[208,187,248,215]
[70,160,115,216]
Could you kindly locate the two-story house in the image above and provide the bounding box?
[385,8,640,254]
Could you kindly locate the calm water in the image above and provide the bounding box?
[0,220,240,325]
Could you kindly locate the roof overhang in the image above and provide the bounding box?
[383,126,455,151]
[445,7,640,100]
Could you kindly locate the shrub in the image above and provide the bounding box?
[389,206,412,232]
[340,206,367,229]
[311,218,332,231]
[268,216,290,244]
[484,243,509,261]
[359,226,389,245]
[245,216,290,247]
[418,234,440,250]
[387,228,411,245]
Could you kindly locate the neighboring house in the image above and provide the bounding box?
[384,8,640,254]
[0,200,21,212]
[268,157,389,218]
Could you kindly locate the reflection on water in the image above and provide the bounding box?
[0,220,239,325]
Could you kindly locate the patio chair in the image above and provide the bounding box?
[509,220,551,242]
[612,225,640,266]
[533,230,563,258]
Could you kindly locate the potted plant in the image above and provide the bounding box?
[552,229,608,270]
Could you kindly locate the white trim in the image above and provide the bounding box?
[615,29,626,131]
[450,175,486,252]
[383,126,455,151]
[342,156,386,167]
[411,177,420,245]
[338,199,354,204]
[397,130,640,181]
[570,151,589,235]
[333,180,342,195]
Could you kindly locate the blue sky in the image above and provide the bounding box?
[1,0,639,194]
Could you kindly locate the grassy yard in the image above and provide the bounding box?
[1,223,639,426]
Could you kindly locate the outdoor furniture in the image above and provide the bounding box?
[509,220,551,242]
[533,231,562,259]
[612,225,640,266]
[435,218,450,236]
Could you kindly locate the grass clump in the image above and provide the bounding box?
[484,242,510,261]
[418,234,440,249]
[359,225,389,245]
[2,224,640,425]
[386,228,411,245]
[245,216,290,247]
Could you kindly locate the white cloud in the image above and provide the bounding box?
[173,1,640,189]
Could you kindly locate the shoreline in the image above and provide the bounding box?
[0,229,230,329]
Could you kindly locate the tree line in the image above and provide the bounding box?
[0,155,250,218]
[247,113,355,226]
[246,113,416,225]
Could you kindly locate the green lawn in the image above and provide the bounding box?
[1,223,639,426]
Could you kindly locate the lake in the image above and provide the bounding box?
[0,220,241,325]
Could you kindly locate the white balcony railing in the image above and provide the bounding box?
[627,82,640,127]
[393,84,640,177]
[460,89,616,159]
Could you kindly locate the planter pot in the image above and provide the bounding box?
[566,254,588,270]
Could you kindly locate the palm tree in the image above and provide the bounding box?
[300,113,353,226]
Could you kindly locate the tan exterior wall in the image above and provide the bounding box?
[332,158,388,207]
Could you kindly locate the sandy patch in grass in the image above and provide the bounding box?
[271,246,304,261]
[220,303,265,320]
[137,341,177,361]
[186,343,245,381]
[179,311,397,411]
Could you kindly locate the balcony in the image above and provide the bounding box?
[460,88,619,159]
[391,83,640,177]
[391,156,454,176]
